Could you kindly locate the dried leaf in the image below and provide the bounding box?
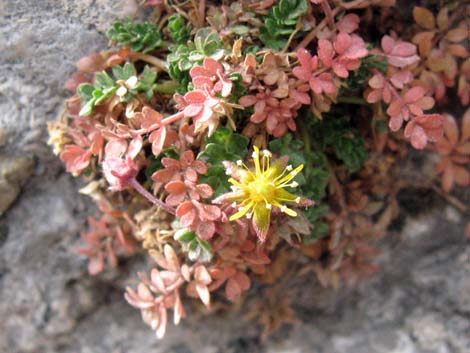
[436,7,449,31]
[446,28,468,43]
[413,7,435,30]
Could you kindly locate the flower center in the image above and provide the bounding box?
[247,176,275,203]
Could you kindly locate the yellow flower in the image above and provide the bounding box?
[225,146,310,240]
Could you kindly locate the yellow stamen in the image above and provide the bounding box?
[225,146,308,238]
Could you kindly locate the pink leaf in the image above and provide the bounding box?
[149,128,167,156]
[296,48,313,70]
[88,255,104,275]
[318,39,334,67]
[196,221,216,240]
[195,266,212,284]
[334,32,352,55]
[390,70,413,89]
[337,14,360,33]
[389,114,404,132]
[225,277,241,302]
[183,104,203,117]
[195,183,213,199]
[239,95,257,107]
[407,124,428,149]
[184,90,206,104]
[381,35,396,54]
[165,180,186,194]
[462,109,470,141]
[156,305,168,339]
[404,86,425,103]
[128,135,143,159]
[163,245,180,272]
[234,271,251,291]
[391,42,417,57]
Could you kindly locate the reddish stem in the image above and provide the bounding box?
[161,111,185,127]
[128,177,176,215]
[321,0,335,29]
[199,0,206,27]
[296,7,341,50]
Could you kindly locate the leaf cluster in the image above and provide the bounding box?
[323,117,367,173]
[167,14,191,45]
[269,133,330,243]
[106,19,163,53]
[174,229,213,262]
[269,133,329,202]
[198,127,249,196]
[260,0,307,50]
[145,146,180,180]
[77,63,157,116]
[77,72,117,116]
[116,64,158,101]
[167,28,226,93]
[343,54,387,93]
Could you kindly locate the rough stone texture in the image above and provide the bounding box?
[0,1,469,353]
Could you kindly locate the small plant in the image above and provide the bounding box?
[106,19,163,53]
[260,0,308,50]
[49,0,469,339]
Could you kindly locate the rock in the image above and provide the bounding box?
[0,155,34,215]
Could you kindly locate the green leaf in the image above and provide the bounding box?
[76,75,117,117]
[94,72,116,90]
[174,229,196,243]
[303,221,329,243]
[269,134,306,167]
[231,25,250,35]
[77,83,94,101]
[187,238,213,263]
[269,132,330,202]
[168,14,191,45]
[302,203,330,243]
[199,165,231,197]
[324,117,366,172]
[112,62,136,81]
[136,66,157,99]
[106,19,162,53]
[197,128,249,197]
[260,0,307,49]
[94,86,117,105]
[79,99,96,117]
[198,127,249,164]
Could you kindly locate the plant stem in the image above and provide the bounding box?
[298,119,312,154]
[154,81,179,95]
[161,111,185,126]
[128,178,176,215]
[199,0,206,27]
[431,184,468,213]
[130,52,168,72]
[296,7,341,50]
[321,0,335,29]
[336,96,369,105]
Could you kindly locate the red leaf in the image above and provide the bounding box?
[234,271,251,291]
[337,14,360,33]
[165,180,186,194]
[318,39,334,67]
[196,221,216,240]
[404,86,425,103]
[225,277,241,302]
